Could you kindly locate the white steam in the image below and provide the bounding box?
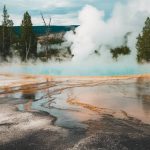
[65,0,150,62]
[0,0,150,76]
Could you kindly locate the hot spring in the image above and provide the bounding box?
[0,61,150,76]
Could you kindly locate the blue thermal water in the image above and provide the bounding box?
[1,62,150,76]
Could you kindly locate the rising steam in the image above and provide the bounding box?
[65,0,150,62]
[0,0,150,76]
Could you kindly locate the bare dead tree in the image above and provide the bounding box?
[25,36,31,62]
[40,12,51,61]
[2,25,5,57]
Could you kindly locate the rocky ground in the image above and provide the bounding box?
[0,105,150,150]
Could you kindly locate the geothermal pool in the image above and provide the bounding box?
[0,61,150,128]
[0,63,150,76]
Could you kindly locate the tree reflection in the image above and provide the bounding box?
[21,86,36,111]
[136,77,150,115]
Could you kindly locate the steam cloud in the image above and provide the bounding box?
[65,0,150,62]
[0,0,150,76]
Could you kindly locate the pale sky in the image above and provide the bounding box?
[0,0,127,25]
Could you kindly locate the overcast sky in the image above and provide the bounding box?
[0,0,127,25]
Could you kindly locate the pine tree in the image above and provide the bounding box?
[0,5,14,61]
[20,11,37,61]
[136,17,150,63]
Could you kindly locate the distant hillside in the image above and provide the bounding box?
[13,25,78,36]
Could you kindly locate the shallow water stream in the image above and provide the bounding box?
[0,75,150,128]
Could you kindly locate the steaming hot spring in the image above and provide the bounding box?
[0,2,150,149]
[0,59,150,76]
[0,60,150,128]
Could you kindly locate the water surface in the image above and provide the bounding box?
[0,63,150,76]
[0,75,149,128]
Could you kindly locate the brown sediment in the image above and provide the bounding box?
[67,98,150,123]
[0,74,55,95]
[67,98,108,113]
[0,82,54,95]
[56,73,150,80]
[0,73,149,92]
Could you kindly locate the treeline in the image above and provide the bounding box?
[111,17,150,63]
[0,5,150,63]
[0,5,37,62]
[136,17,150,63]
[0,5,14,61]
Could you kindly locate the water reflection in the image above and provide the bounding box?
[22,93,35,100]
[21,93,35,111]
[136,77,150,115]
[1,76,150,128]
[51,78,150,125]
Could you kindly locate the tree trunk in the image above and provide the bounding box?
[2,26,5,58]
[41,12,51,61]
[25,37,31,62]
